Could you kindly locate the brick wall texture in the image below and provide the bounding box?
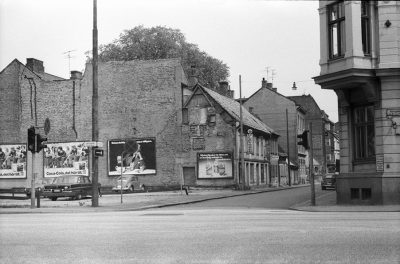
[0,58,188,188]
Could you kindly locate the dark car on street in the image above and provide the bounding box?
[43,175,100,201]
[25,177,56,197]
[321,173,336,190]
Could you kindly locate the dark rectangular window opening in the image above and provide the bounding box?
[353,105,375,161]
[182,108,188,124]
[361,1,371,55]
[361,188,371,200]
[351,188,360,200]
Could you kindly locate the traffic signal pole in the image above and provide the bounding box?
[30,136,36,209]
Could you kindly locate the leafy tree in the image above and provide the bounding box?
[97,25,230,87]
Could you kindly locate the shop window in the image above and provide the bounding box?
[350,188,360,200]
[353,105,375,161]
[250,163,255,184]
[261,164,265,183]
[328,1,345,59]
[361,188,371,200]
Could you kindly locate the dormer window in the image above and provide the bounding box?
[328,1,345,59]
[361,1,371,55]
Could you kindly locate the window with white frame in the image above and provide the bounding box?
[328,1,345,59]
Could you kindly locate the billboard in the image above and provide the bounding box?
[197,152,233,179]
[108,138,156,176]
[0,144,27,179]
[44,142,89,177]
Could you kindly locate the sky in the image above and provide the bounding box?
[0,0,338,122]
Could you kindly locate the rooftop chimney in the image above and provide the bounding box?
[187,65,198,89]
[26,58,44,73]
[70,70,83,80]
[218,80,229,92]
[267,82,273,90]
[217,80,234,98]
[261,78,267,88]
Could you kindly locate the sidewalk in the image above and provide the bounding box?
[1,185,399,214]
[290,191,400,212]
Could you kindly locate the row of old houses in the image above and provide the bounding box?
[0,57,337,192]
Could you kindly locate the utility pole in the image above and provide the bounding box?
[239,75,245,190]
[91,0,99,207]
[309,122,315,206]
[286,109,291,186]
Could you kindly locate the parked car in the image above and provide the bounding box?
[43,175,101,201]
[321,173,336,190]
[25,177,56,197]
[112,175,141,193]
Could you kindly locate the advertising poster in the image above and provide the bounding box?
[198,152,233,179]
[0,144,27,179]
[44,142,89,177]
[108,138,156,176]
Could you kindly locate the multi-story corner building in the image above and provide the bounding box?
[243,78,307,185]
[314,1,400,204]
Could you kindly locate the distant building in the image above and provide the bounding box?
[243,78,307,185]
[182,83,280,188]
[314,1,400,204]
[288,95,336,178]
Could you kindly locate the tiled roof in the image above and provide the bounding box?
[200,85,277,136]
[34,72,65,81]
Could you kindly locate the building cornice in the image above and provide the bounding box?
[313,68,377,90]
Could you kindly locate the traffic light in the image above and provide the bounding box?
[36,133,48,153]
[297,130,309,149]
[27,126,36,153]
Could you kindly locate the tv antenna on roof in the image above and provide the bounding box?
[271,69,277,86]
[63,50,77,72]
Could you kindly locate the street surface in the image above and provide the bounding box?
[1,187,399,263]
[1,209,399,264]
[174,185,327,209]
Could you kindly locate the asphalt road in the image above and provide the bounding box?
[1,189,399,264]
[173,185,327,209]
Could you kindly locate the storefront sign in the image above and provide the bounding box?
[108,138,156,176]
[197,152,233,179]
[44,142,89,177]
[0,144,27,179]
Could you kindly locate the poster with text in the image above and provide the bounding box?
[44,142,89,177]
[108,138,156,176]
[197,152,233,179]
[0,144,27,179]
